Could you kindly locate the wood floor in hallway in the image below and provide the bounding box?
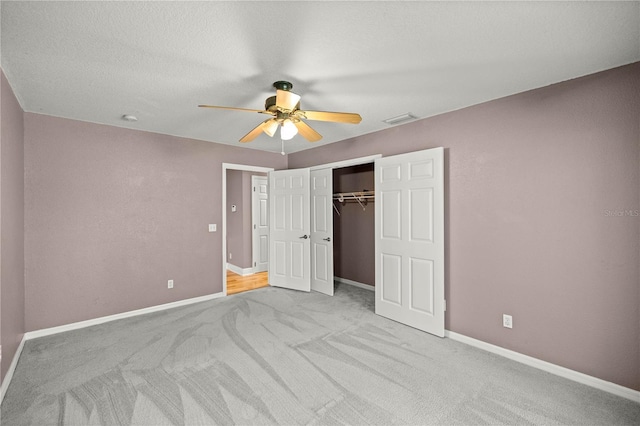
[227,270,269,295]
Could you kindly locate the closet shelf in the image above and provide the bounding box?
[333,190,374,212]
[332,190,375,201]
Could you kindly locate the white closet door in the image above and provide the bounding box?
[310,168,334,296]
[375,147,445,337]
[252,176,269,273]
[269,168,311,292]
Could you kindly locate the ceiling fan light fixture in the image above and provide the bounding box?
[280,119,298,140]
[200,80,361,143]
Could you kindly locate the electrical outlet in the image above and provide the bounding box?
[503,314,513,329]
[208,224,216,232]
[168,279,174,289]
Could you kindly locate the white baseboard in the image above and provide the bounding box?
[0,335,26,404]
[226,263,254,276]
[25,292,224,340]
[445,331,640,403]
[335,276,374,291]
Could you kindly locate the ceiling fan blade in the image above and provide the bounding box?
[299,110,362,124]
[275,90,301,111]
[294,120,323,142]
[198,105,273,115]
[239,119,277,143]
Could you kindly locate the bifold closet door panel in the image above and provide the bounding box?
[375,147,445,337]
[269,168,311,292]
[310,168,334,296]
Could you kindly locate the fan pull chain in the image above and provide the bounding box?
[281,138,286,156]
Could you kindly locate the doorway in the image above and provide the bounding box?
[226,270,269,295]
[268,148,445,337]
[222,163,274,296]
[332,163,376,293]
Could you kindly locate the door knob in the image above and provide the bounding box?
[323,237,331,242]
[299,235,308,239]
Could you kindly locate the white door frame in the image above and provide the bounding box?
[309,154,382,171]
[222,163,274,296]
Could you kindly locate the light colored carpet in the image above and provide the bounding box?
[2,284,639,425]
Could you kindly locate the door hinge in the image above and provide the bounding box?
[253,186,256,192]
[444,300,447,311]
[254,224,256,229]
[254,262,256,266]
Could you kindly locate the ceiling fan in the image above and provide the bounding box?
[199,81,362,143]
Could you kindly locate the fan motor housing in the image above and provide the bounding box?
[273,80,293,91]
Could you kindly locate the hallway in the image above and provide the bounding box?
[227,270,269,295]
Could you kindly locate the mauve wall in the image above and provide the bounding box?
[290,63,640,391]
[1,70,25,382]
[24,114,286,331]
[226,169,244,267]
[333,165,375,286]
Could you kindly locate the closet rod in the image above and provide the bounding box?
[333,190,374,211]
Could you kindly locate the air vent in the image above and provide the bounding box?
[383,113,418,126]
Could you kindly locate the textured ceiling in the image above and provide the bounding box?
[2,1,639,154]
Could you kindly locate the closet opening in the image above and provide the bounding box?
[332,163,375,294]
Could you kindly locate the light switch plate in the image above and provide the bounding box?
[208,224,216,232]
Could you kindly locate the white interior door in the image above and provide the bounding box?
[375,147,445,337]
[252,175,269,273]
[269,168,311,292]
[310,168,334,296]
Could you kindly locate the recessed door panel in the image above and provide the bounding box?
[275,195,286,230]
[313,174,328,190]
[313,243,328,281]
[381,253,402,305]
[291,241,304,279]
[274,241,286,277]
[410,258,434,315]
[259,235,268,264]
[259,199,268,227]
[381,190,401,240]
[409,159,434,179]
[291,175,304,189]
[410,188,433,242]
[380,164,401,183]
[275,176,287,189]
[291,194,304,231]
[313,196,328,233]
